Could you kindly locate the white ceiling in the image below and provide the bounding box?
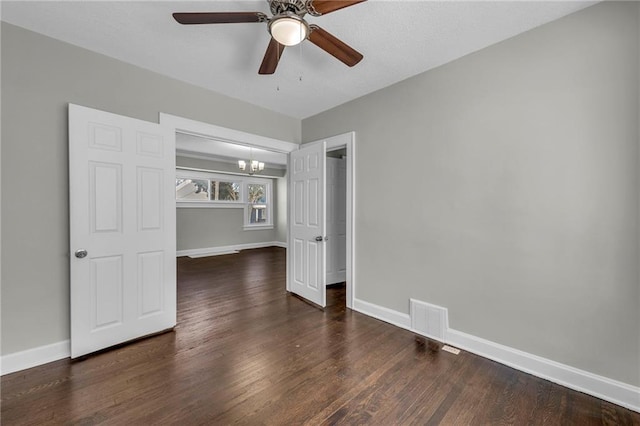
[2,1,595,119]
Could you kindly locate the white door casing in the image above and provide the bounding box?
[326,157,347,285]
[288,141,326,307]
[322,132,356,309]
[159,114,356,310]
[69,104,176,358]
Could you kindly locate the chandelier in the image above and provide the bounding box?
[238,148,265,175]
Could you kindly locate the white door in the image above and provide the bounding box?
[69,104,176,358]
[326,157,347,285]
[288,141,326,307]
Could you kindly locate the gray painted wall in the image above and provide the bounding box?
[0,23,300,355]
[303,2,640,386]
[177,155,286,178]
[176,156,286,251]
[177,207,279,251]
[276,174,288,243]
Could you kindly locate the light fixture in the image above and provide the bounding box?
[268,13,308,46]
[238,149,265,175]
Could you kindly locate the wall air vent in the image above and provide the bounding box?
[410,299,448,342]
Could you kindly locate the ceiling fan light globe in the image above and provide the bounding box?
[270,16,308,46]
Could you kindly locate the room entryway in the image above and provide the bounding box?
[162,114,356,311]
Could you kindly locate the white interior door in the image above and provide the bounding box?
[326,157,347,285]
[69,104,176,358]
[288,141,326,307]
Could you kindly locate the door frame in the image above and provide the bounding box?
[159,113,355,310]
[159,114,299,154]
[287,133,356,309]
[326,132,356,310]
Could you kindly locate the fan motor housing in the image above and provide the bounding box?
[269,0,308,17]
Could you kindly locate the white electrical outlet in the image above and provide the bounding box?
[442,345,461,355]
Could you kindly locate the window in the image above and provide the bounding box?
[176,169,273,230]
[211,180,240,201]
[175,172,243,204]
[246,182,270,228]
[176,178,209,201]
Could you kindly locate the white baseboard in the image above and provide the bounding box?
[2,242,291,376]
[1,340,70,376]
[353,298,411,329]
[446,329,640,412]
[177,241,287,258]
[6,296,638,413]
[352,298,640,413]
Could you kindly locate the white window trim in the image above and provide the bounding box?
[243,224,274,231]
[244,178,273,230]
[176,202,245,209]
[176,169,274,230]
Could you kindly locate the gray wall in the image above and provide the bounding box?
[176,156,286,251]
[0,23,300,355]
[276,174,288,243]
[0,8,3,361]
[177,155,286,178]
[303,2,640,386]
[177,207,280,251]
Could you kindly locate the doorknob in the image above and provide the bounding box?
[314,236,323,242]
[75,249,88,259]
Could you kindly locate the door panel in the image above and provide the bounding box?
[69,104,176,358]
[138,167,164,231]
[288,141,326,307]
[91,255,124,330]
[138,251,164,317]
[90,162,122,233]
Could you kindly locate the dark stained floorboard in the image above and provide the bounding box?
[1,247,639,425]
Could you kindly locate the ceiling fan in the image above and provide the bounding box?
[173,0,366,75]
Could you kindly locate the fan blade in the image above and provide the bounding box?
[308,0,366,15]
[259,38,285,75]
[173,12,267,25]
[308,25,363,67]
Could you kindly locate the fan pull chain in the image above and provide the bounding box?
[277,43,282,92]
[299,38,304,83]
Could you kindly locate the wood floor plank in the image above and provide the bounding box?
[2,247,639,425]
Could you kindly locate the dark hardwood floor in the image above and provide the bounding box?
[2,247,639,425]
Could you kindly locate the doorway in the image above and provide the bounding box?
[160,113,356,310]
[326,147,347,287]
[326,147,348,310]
